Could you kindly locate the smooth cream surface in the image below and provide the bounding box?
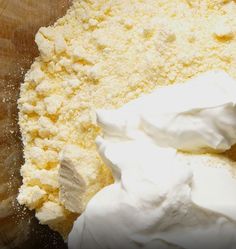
[69,71,236,249]
[97,70,236,152]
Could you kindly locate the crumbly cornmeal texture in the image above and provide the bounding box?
[18,0,236,237]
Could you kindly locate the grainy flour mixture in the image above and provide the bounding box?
[18,0,236,237]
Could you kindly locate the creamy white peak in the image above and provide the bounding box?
[68,71,236,249]
[69,139,236,249]
[97,70,236,152]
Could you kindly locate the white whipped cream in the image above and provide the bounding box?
[69,71,236,249]
[97,70,236,152]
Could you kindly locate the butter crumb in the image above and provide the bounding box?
[18,0,236,237]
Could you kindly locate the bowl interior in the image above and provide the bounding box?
[0,1,71,248]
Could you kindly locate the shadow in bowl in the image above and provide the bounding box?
[0,1,71,248]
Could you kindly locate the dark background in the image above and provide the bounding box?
[0,1,71,248]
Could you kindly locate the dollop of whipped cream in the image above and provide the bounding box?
[97,70,236,153]
[69,71,236,249]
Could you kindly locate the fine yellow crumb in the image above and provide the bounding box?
[18,0,236,237]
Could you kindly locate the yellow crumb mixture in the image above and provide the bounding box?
[18,0,236,236]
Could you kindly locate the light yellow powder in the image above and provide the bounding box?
[18,0,236,237]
